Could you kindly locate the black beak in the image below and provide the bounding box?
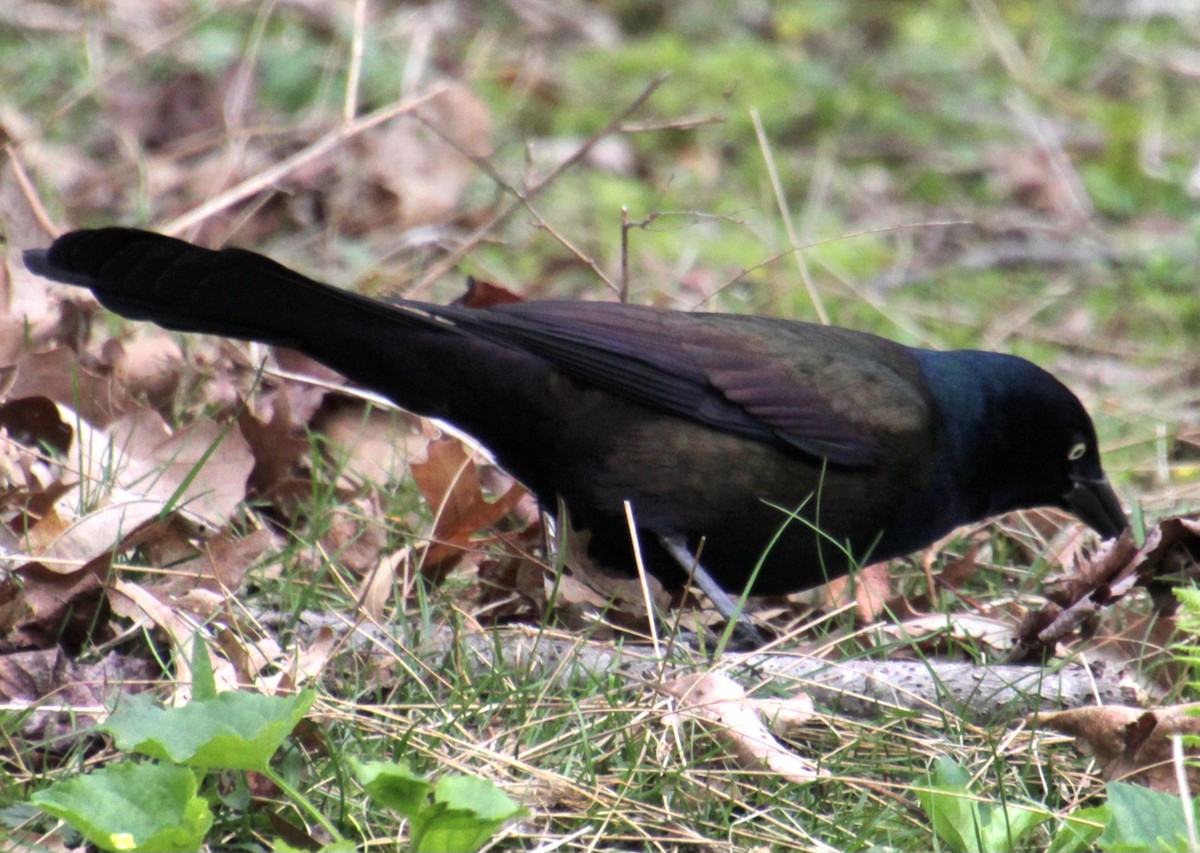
[1064,476,1127,539]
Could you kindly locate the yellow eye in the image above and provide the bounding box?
[1068,442,1087,461]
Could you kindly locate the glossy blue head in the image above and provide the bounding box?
[913,348,1126,538]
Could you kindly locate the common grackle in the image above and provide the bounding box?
[25,228,1127,608]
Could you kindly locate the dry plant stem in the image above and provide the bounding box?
[5,146,59,237]
[620,206,631,303]
[624,500,662,657]
[404,628,1145,725]
[344,0,368,122]
[750,107,829,325]
[408,74,668,297]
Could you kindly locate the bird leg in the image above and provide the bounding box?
[659,535,768,648]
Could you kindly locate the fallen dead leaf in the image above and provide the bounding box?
[0,561,104,652]
[664,671,823,784]
[359,548,402,622]
[312,398,425,489]
[82,408,255,528]
[818,562,892,622]
[410,435,528,580]
[1030,703,1200,793]
[0,647,156,744]
[101,334,184,411]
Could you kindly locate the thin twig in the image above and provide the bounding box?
[4,145,60,237]
[620,114,725,133]
[407,74,668,297]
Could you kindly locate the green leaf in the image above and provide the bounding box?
[916,757,1048,853]
[1049,805,1109,853]
[409,775,523,852]
[917,757,983,853]
[1099,781,1196,852]
[102,689,315,771]
[979,805,1050,853]
[353,760,432,820]
[433,774,524,822]
[409,802,503,853]
[30,761,212,853]
[189,632,217,702]
[354,762,523,853]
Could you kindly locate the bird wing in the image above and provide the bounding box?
[432,299,928,467]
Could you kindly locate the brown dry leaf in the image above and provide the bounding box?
[756,694,817,737]
[453,276,526,308]
[474,525,548,623]
[0,395,73,457]
[214,626,285,687]
[266,347,349,424]
[154,527,277,598]
[100,334,184,410]
[91,409,255,527]
[108,578,239,701]
[275,625,338,692]
[323,497,390,576]
[0,561,104,651]
[1030,703,1200,792]
[27,499,163,571]
[410,435,528,578]
[359,549,402,622]
[872,613,1018,658]
[0,647,156,744]
[5,347,131,428]
[237,386,313,504]
[815,562,893,622]
[313,399,425,489]
[288,82,491,235]
[1023,516,1200,656]
[664,672,823,784]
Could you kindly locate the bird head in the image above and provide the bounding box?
[927,350,1128,540]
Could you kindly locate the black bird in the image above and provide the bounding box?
[25,228,1126,610]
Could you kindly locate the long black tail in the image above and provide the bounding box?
[26,228,433,348]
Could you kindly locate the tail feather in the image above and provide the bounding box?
[29,228,403,348]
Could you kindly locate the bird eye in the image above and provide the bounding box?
[1067,442,1087,461]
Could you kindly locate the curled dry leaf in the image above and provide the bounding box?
[1030,703,1200,793]
[108,578,240,703]
[410,435,529,580]
[756,694,817,737]
[0,561,104,652]
[870,613,1018,659]
[664,672,823,785]
[358,549,402,622]
[153,528,278,598]
[1020,515,1200,655]
[5,347,132,428]
[322,497,390,576]
[236,385,313,508]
